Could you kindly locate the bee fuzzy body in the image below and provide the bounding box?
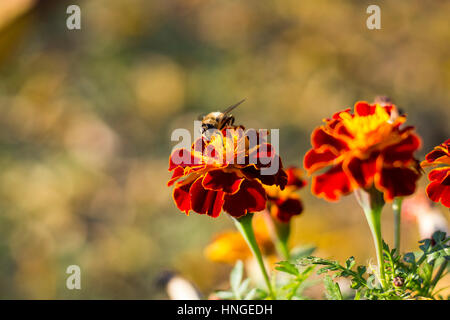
[199,99,244,135]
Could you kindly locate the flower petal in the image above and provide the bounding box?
[312,164,352,201]
[354,101,376,116]
[173,181,193,215]
[223,180,267,218]
[202,170,243,194]
[426,170,450,208]
[304,147,338,172]
[190,177,225,217]
[311,127,348,151]
[382,134,421,165]
[272,198,303,223]
[344,152,379,188]
[376,167,420,201]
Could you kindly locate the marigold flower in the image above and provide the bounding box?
[264,167,306,223]
[168,126,288,218]
[304,101,421,202]
[204,214,274,264]
[421,139,450,208]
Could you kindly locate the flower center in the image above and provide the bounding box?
[340,106,394,150]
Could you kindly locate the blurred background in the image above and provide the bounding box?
[0,0,448,299]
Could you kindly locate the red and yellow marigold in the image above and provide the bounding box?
[264,167,306,223]
[304,101,421,202]
[421,139,450,208]
[168,126,288,218]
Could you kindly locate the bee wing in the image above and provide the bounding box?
[221,99,246,116]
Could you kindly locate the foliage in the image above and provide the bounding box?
[297,231,450,300]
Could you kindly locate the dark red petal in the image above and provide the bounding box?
[377,167,420,201]
[354,101,376,116]
[190,178,224,217]
[382,134,421,164]
[168,166,185,186]
[169,148,203,170]
[345,153,379,188]
[241,161,288,190]
[173,181,193,215]
[223,180,267,218]
[304,148,338,172]
[428,168,450,182]
[425,149,447,163]
[311,127,348,151]
[426,174,450,208]
[285,167,306,188]
[312,165,352,201]
[202,170,243,194]
[272,198,303,223]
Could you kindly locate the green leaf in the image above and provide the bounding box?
[215,290,234,300]
[230,260,244,297]
[238,278,251,297]
[275,261,299,276]
[404,252,416,264]
[345,257,356,270]
[324,275,343,300]
[244,288,267,300]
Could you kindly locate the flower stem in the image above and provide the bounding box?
[262,210,290,260]
[392,197,403,253]
[363,205,387,289]
[233,214,275,299]
[355,189,387,289]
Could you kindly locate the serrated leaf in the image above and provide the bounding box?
[324,275,343,300]
[345,257,356,270]
[215,291,234,300]
[238,278,251,297]
[244,288,267,300]
[275,261,299,276]
[230,260,243,297]
[404,252,416,264]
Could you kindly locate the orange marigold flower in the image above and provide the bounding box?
[204,214,274,264]
[421,139,450,208]
[264,167,306,223]
[304,101,421,202]
[168,127,288,218]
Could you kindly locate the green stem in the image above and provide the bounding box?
[263,210,291,260]
[355,189,387,289]
[363,205,387,289]
[233,214,275,299]
[393,197,403,253]
[431,260,448,289]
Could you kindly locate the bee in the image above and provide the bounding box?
[199,99,245,135]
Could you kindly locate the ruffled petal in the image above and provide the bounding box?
[285,167,306,188]
[173,181,193,215]
[312,164,352,201]
[344,152,379,188]
[223,180,267,218]
[311,127,348,151]
[272,198,303,223]
[168,166,186,186]
[190,177,225,217]
[426,172,450,208]
[382,134,421,164]
[202,169,243,194]
[304,148,338,172]
[376,167,420,201]
[354,101,376,116]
